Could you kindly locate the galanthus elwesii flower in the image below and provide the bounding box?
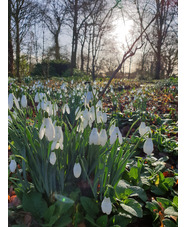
[101,197,112,215]
[96,111,107,123]
[39,117,55,141]
[51,126,63,150]
[73,163,82,178]
[89,106,95,122]
[109,124,116,136]
[49,152,56,165]
[89,128,99,145]
[96,100,102,110]
[110,127,122,145]
[139,122,152,137]
[99,129,107,146]
[102,112,107,123]
[85,91,93,106]
[139,122,146,136]
[143,138,153,155]
[9,160,17,173]
[8,93,14,110]
[63,104,70,114]
[13,95,20,109]
[97,111,102,123]
[21,95,27,108]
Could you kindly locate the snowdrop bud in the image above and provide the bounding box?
[89,128,99,145]
[9,160,17,173]
[21,95,27,108]
[99,129,107,146]
[101,197,112,215]
[49,152,56,165]
[102,113,107,123]
[139,122,146,136]
[73,163,82,178]
[8,93,14,110]
[143,138,153,155]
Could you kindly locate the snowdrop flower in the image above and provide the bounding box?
[8,93,14,110]
[85,91,93,106]
[49,152,56,165]
[143,138,153,155]
[73,163,82,178]
[139,122,152,137]
[102,112,107,123]
[14,96,20,109]
[89,106,95,122]
[99,129,107,146]
[97,111,102,123]
[63,104,70,114]
[101,197,112,215]
[21,95,27,108]
[9,160,17,173]
[96,100,102,110]
[139,122,146,136]
[39,117,55,141]
[51,126,63,150]
[61,83,67,92]
[109,124,116,136]
[110,127,122,145]
[89,128,99,145]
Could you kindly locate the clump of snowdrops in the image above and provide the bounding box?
[8,81,153,218]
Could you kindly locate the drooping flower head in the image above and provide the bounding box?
[101,197,112,215]
[73,163,82,178]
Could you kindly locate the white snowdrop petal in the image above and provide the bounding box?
[101,197,112,215]
[9,160,17,173]
[50,152,57,165]
[143,138,154,155]
[73,163,82,178]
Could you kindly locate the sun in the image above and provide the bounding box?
[112,18,134,48]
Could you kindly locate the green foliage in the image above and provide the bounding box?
[31,59,71,77]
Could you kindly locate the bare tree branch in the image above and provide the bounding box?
[99,14,157,98]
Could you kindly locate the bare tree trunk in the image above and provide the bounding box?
[128,56,132,79]
[8,0,14,77]
[92,55,96,81]
[70,0,78,75]
[42,26,45,61]
[16,17,21,82]
[34,23,38,63]
[54,33,60,60]
[155,45,161,79]
[80,25,87,71]
[86,33,91,74]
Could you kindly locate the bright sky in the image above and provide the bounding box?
[113,18,134,47]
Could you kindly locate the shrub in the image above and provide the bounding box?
[31,59,71,77]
